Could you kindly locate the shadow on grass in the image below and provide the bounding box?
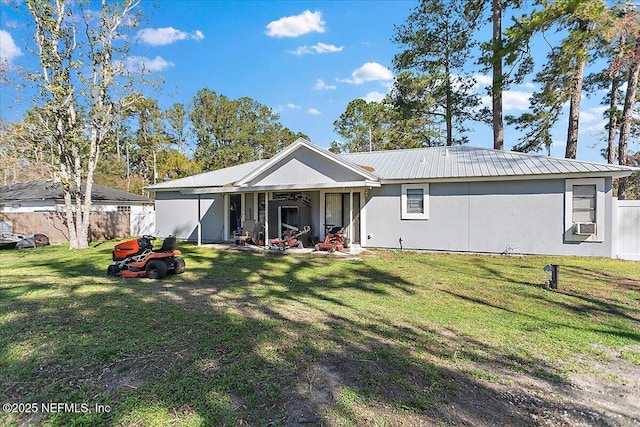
[1,244,637,426]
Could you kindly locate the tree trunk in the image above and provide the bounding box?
[565,56,586,159]
[606,76,619,164]
[492,0,504,150]
[565,20,589,160]
[617,36,640,200]
[445,70,453,146]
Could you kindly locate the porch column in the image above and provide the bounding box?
[264,192,269,248]
[240,193,246,229]
[349,189,354,254]
[223,194,229,242]
[197,195,202,246]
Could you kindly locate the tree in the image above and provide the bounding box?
[393,0,482,146]
[585,0,639,198]
[506,52,570,154]
[506,0,606,158]
[0,117,52,185]
[473,0,530,151]
[156,150,201,182]
[332,99,388,153]
[128,96,166,185]
[617,34,640,199]
[165,103,190,155]
[189,88,306,170]
[490,0,505,150]
[331,96,438,153]
[25,0,140,249]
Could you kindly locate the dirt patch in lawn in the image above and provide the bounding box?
[283,343,640,426]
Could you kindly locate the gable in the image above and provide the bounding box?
[246,145,372,187]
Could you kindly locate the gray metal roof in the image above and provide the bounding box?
[342,145,635,180]
[148,159,267,190]
[0,180,151,204]
[147,144,636,192]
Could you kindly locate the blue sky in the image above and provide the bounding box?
[0,0,624,163]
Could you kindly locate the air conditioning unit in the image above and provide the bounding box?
[574,222,596,235]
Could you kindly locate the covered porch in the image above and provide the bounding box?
[185,187,370,252]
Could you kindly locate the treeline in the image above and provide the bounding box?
[1,89,306,196]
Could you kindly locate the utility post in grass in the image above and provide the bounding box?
[25,0,141,249]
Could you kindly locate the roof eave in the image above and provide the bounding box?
[379,170,635,184]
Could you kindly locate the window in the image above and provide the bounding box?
[401,183,429,220]
[564,179,605,242]
[572,185,596,223]
[406,189,424,214]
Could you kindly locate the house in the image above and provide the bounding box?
[147,138,639,259]
[0,180,155,243]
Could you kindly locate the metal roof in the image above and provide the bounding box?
[342,146,635,180]
[0,180,151,204]
[147,144,636,192]
[148,159,267,190]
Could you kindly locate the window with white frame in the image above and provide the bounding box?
[564,178,605,242]
[401,183,429,220]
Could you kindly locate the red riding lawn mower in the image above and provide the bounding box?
[269,225,311,250]
[315,225,348,252]
[107,235,185,279]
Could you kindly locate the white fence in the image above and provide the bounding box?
[130,205,156,237]
[616,200,640,261]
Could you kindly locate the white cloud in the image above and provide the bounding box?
[289,42,343,56]
[313,79,336,90]
[580,110,600,123]
[124,56,174,73]
[581,121,607,134]
[266,10,325,38]
[286,103,301,109]
[473,74,492,86]
[362,91,386,103]
[136,27,205,46]
[503,90,533,111]
[479,89,532,111]
[308,108,321,115]
[0,30,22,65]
[340,62,393,85]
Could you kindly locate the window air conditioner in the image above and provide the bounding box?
[574,222,596,235]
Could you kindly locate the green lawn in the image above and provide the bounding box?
[0,241,639,426]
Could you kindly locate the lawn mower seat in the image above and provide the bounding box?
[157,236,176,252]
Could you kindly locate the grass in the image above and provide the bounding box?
[0,241,639,426]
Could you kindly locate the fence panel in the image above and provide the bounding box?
[617,200,640,261]
[0,211,130,244]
